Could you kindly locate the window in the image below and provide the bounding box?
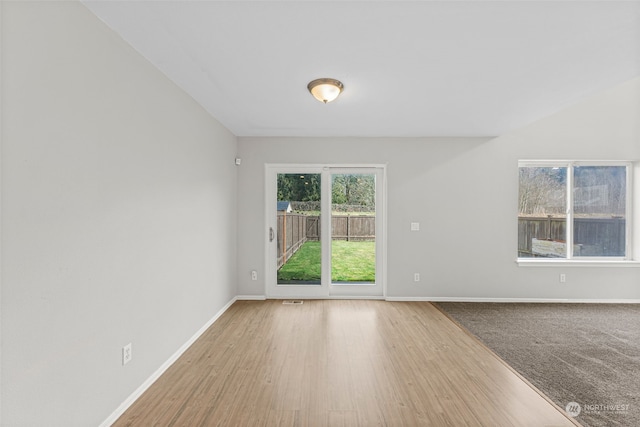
[518,161,631,260]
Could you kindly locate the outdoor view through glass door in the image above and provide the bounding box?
[330,173,376,284]
[268,166,384,298]
[276,173,322,285]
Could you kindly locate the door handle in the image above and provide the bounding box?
[269,227,275,242]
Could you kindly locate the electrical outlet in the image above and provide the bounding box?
[414,273,420,282]
[410,222,420,231]
[122,343,132,366]
[251,270,258,280]
[559,274,566,283]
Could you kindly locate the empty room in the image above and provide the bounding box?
[1,1,639,426]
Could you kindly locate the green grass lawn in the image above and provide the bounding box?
[277,240,375,282]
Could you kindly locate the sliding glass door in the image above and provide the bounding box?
[266,165,385,298]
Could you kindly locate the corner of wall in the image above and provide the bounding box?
[0,0,5,422]
[633,162,640,261]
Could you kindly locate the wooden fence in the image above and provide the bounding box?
[518,216,625,257]
[331,215,376,241]
[277,213,375,268]
[277,213,307,269]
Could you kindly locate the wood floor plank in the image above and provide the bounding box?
[113,300,579,426]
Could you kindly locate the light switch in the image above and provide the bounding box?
[411,222,420,231]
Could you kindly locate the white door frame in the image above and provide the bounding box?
[265,164,387,299]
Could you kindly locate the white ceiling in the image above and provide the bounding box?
[83,1,640,137]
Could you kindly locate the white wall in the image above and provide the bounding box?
[237,77,640,301]
[1,2,237,426]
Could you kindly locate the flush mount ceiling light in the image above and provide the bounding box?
[307,78,344,104]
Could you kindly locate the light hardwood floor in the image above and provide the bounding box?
[113,300,579,426]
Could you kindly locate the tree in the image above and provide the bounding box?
[518,167,566,215]
[277,173,376,210]
[519,166,626,217]
[331,174,375,206]
[574,166,626,216]
[277,174,321,202]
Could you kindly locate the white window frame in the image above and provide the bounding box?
[517,160,640,267]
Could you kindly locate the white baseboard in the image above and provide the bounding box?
[236,295,267,300]
[266,295,385,300]
[241,295,639,303]
[386,296,640,303]
[99,296,238,427]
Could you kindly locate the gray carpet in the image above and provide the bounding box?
[434,303,640,427]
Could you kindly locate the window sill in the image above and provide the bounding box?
[517,259,640,267]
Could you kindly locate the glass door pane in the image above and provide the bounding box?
[276,173,322,285]
[330,173,376,284]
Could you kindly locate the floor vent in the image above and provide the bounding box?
[282,300,304,305]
